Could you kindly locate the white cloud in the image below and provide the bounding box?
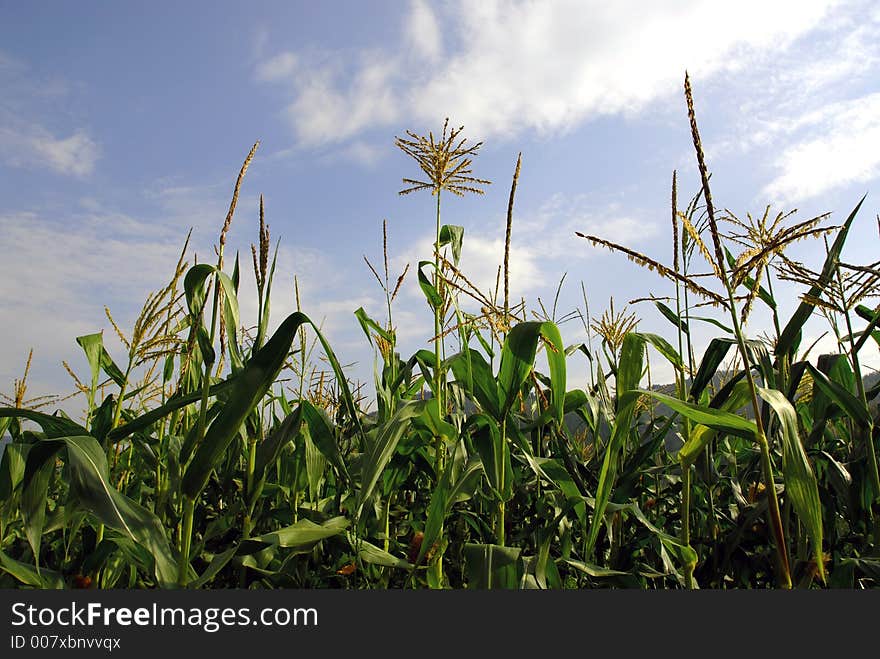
[269,52,398,147]
[0,202,374,415]
[762,92,880,204]
[255,52,298,82]
[0,122,99,177]
[0,52,100,177]
[256,0,839,148]
[405,0,442,62]
[0,209,186,408]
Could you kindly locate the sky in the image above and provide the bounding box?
[2,0,880,419]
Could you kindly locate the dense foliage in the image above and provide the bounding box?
[1,76,879,589]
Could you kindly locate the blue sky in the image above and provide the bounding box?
[2,0,880,416]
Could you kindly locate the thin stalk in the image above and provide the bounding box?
[727,284,792,588]
[496,417,507,546]
[430,190,446,587]
[177,496,195,587]
[686,72,790,587]
[503,153,522,330]
[839,297,880,544]
[674,178,697,587]
[433,190,444,466]
[681,463,693,588]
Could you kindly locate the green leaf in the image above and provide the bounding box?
[357,401,425,521]
[189,545,239,589]
[303,421,326,502]
[464,543,522,589]
[638,390,758,440]
[806,363,871,428]
[439,224,464,265]
[184,263,216,318]
[586,332,644,557]
[655,301,689,334]
[498,322,542,417]
[246,516,349,551]
[0,408,87,438]
[676,380,753,466]
[522,454,587,525]
[757,387,824,582]
[564,559,632,579]
[62,435,178,587]
[449,348,500,419]
[0,442,28,500]
[418,466,450,565]
[107,376,238,443]
[469,413,512,502]
[183,312,310,499]
[21,446,58,566]
[217,270,243,370]
[776,195,865,359]
[253,405,304,490]
[689,315,733,334]
[0,548,64,588]
[638,332,683,370]
[417,260,443,309]
[540,322,567,427]
[354,307,394,346]
[690,338,736,400]
[498,321,565,422]
[300,400,349,481]
[352,537,413,570]
[76,333,104,397]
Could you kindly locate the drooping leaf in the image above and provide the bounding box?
[63,435,178,587]
[352,537,413,570]
[417,260,443,310]
[807,363,871,428]
[758,387,824,582]
[439,224,464,265]
[654,301,689,334]
[638,332,684,371]
[354,307,394,346]
[242,516,349,552]
[0,408,88,439]
[638,389,758,441]
[107,376,239,443]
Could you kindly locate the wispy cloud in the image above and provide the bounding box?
[0,51,100,177]
[255,0,838,152]
[0,199,378,407]
[405,0,442,62]
[0,117,99,177]
[762,92,880,204]
[703,2,880,200]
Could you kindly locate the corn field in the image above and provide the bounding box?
[2,75,879,590]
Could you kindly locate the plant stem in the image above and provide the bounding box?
[177,496,195,587]
[681,463,694,588]
[496,416,507,546]
[840,302,880,544]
